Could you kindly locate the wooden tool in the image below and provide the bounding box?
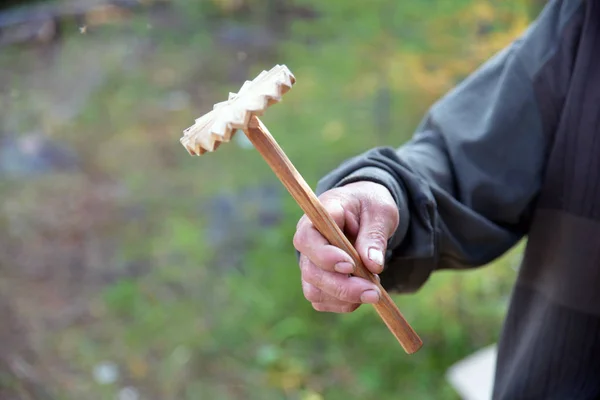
[180,65,423,354]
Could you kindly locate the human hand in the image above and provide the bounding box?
[293,181,400,313]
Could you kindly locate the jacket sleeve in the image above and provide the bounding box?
[315,0,584,293]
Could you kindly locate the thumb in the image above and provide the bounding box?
[354,202,399,274]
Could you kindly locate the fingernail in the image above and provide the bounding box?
[334,261,354,274]
[360,289,380,304]
[368,248,384,266]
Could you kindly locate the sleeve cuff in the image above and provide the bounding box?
[317,166,411,265]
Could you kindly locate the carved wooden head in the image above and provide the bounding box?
[180,65,296,155]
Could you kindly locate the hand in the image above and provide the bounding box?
[293,181,400,313]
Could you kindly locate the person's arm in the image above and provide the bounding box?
[314,0,585,294]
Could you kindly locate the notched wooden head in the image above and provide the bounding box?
[180,64,296,156]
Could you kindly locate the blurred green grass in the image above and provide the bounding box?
[0,0,539,398]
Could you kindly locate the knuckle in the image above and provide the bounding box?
[301,264,322,286]
[296,214,308,230]
[381,203,399,227]
[303,283,322,303]
[365,229,388,247]
[317,188,340,202]
[333,285,352,302]
[320,196,342,209]
[292,226,311,251]
[292,230,304,251]
[298,255,309,271]
[321,198,345,222]
[380,200,398,217]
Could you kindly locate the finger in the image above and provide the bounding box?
[319,192,362,241]
[295,227,355,274]
[300,256,380,304]
[302,281,360,313]
[302,281,357,308]
[301,265,361,313]
[354,197,399,274]
[294,196,357,274]
[312,302,360,314]
[293,222,328,255]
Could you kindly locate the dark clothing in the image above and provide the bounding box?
[315,1,600,398]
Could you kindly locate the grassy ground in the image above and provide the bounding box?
[0,1,538,398]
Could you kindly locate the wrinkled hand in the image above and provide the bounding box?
[293,181,399,313]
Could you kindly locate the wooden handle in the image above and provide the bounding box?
[243,116,422,354]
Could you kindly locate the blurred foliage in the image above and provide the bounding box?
[0,0,543,399]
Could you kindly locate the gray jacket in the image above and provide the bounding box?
[316,0,600,398]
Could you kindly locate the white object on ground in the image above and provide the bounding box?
[446,344,497,400]
[118,386,140,400]
[93,361,119,385]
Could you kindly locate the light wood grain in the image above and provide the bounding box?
[244,116,423,354]
[180,65,295,155]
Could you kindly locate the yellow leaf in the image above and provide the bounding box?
[345,73,379,99]
[301,390,324,400]
[470,1,496,21]
[210,0,245,13]
[322,120,344,142]
[128,357,148,379]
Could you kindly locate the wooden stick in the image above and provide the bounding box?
[244,116,423,354]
